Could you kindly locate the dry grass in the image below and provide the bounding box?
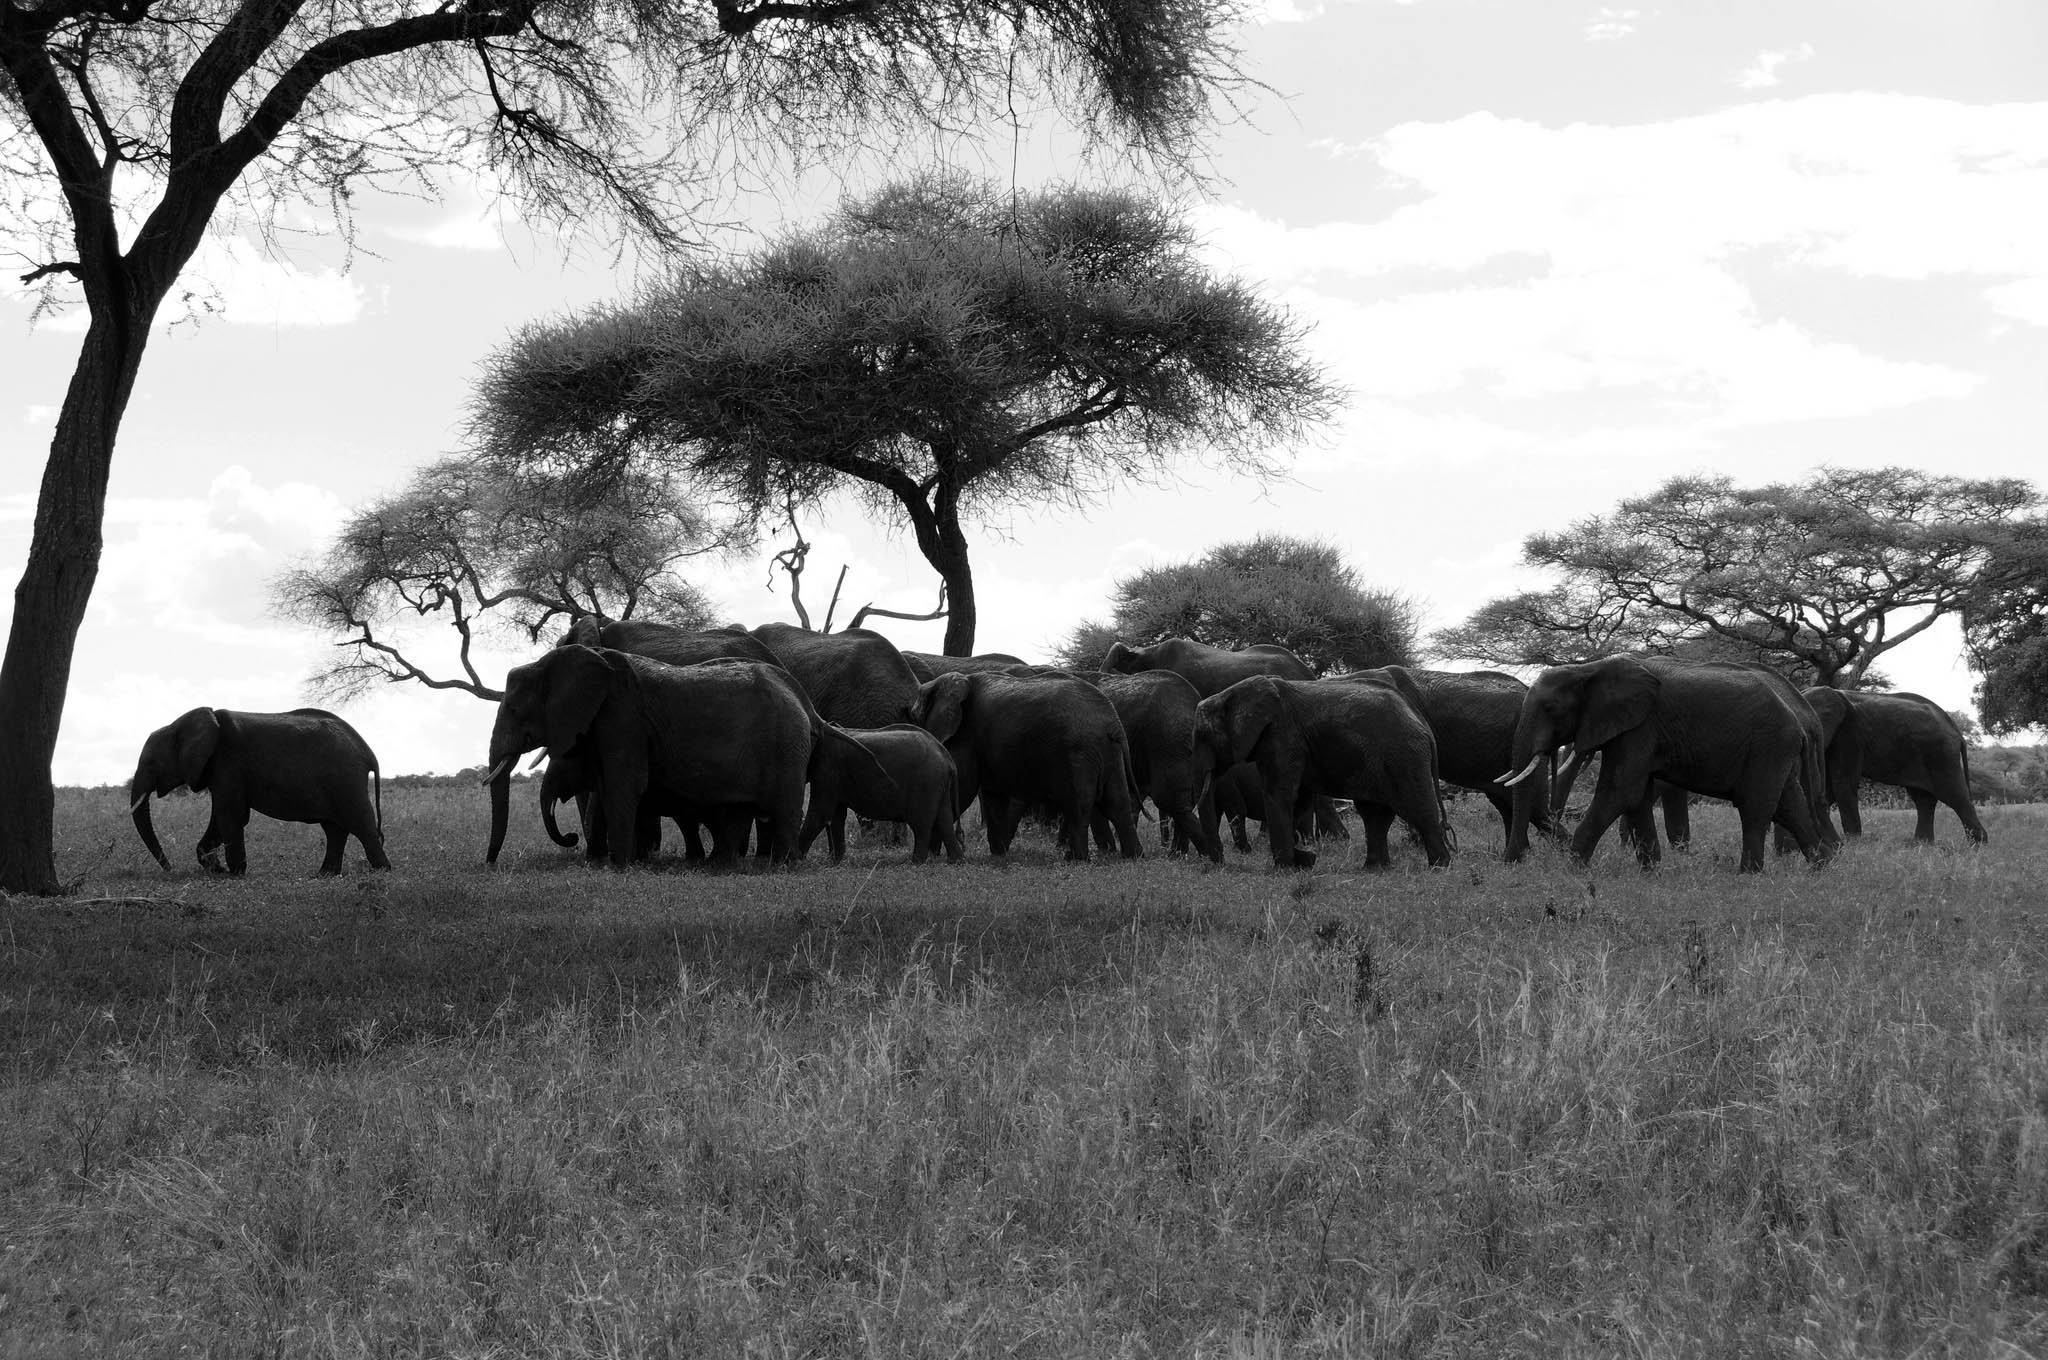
[4,785,2047,1356]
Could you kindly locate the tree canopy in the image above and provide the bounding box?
[1057,535,1417,675]
[272,460,729,702]
[470,173,1342,655]
[0,0,1259,892]
[1436,468,2036,688]
[1966,521,2048,734]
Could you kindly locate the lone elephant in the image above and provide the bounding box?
[130,707,390,876]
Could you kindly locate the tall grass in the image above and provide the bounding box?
[4,786,2046,1355]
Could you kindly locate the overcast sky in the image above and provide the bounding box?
[5,0,2046,783]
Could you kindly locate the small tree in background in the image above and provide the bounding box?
[1060,535,1417,675]
[273,460,731,701]
[471,174,1342,656]
[1967,520,2048,734]
[1436,467,2035,688]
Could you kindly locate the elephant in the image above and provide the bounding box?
[1802,687,1987,844]
[1194,675,1449,870]
[483,648,884,867]
[1095,670,1224,862]
[903,651,1028,683]
[130,707,390,876]
[559,616,781,669]
[1101,636,1348,843]
[799,724,965,864]
[750,623,924,729]
[1550,663,1839,859]
[906,670,1143,861]
[1503,655,1831,872]
[535,743,731,864]
[1333,667,1563,859]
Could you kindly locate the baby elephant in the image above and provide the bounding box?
[800,724,965,864]
[130,707,391,876]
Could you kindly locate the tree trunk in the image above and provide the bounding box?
[894,481,978,656]
[0,306,158,894]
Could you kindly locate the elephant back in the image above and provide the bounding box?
[750,623,922,728]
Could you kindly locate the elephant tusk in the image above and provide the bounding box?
[478,756,515,786]
[1556,744,1575,767]
[525,750,549,772]
[1499,753,1546,788]
[129,791,149,814]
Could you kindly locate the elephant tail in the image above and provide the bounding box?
[372,766,383,836]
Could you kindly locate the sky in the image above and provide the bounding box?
[5,0,2047,784]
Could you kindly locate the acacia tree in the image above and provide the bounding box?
[1058,535,1416,675]
[0,0,1255,892]
[471,173,1342,656]
[1966,521,2048,734]
[273,459,728,702]
[1435,468,2036,688]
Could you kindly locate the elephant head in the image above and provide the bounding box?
[129,707,222,870]
[1504,655,1660,855]
[1194,676,1287,772]
[910,672,974,744]
[1100,640,1155,675]
[483,646,628,864]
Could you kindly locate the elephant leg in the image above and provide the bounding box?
[635,805,663,860]
[1909,789,1938,842]
[1170,806,1221,864]
[1090,811,1116,854]
[937,805,966,862]
[1946,783,1989,844]
[982,794,1019,856]
[1260,775,1306,870]
[1770,778,1828,866]
[318,822,348,875]
[1570,779,1642,867]
[357,822,392,870]
[1659,786,1691,849]
[196,820,227,873]
[1734,798,1777,873]
[1836,783,1863,837]
[798,798,831,860]
[678,817,707,864]
[1357,802,1394,868]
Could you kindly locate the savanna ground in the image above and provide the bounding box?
[5,783,2047,1358]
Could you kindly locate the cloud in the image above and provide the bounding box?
[1583,7,1640,41]
[27,234,366,335]
[1734,42,1815,89]
[1195,95,2048,428]
[387,211,506,252]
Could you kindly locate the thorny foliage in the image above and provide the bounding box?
[4,0,1257,312]
[1965,520,2048,734]
[1435,467,2038,688]
[1059,534,1418,675]
[470,170,1339,541]
[271,457,735,700]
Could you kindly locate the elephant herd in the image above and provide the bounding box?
[126,626,1989,879]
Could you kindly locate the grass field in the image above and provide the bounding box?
[5,785,2048,1357]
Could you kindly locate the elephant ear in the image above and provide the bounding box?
[1101,642,1134,674]
[545,647,624,757]
[919,673,972,744]
[1224,677,1284,766]
[173,708,222,791]
[1577,657,1659,753]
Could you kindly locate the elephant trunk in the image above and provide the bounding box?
[1505,708,1555,862]
[130,775,171,870]
[541,786,578,848]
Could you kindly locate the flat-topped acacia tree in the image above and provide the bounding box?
[0,0,1257,893]
[471,173,1342,656]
